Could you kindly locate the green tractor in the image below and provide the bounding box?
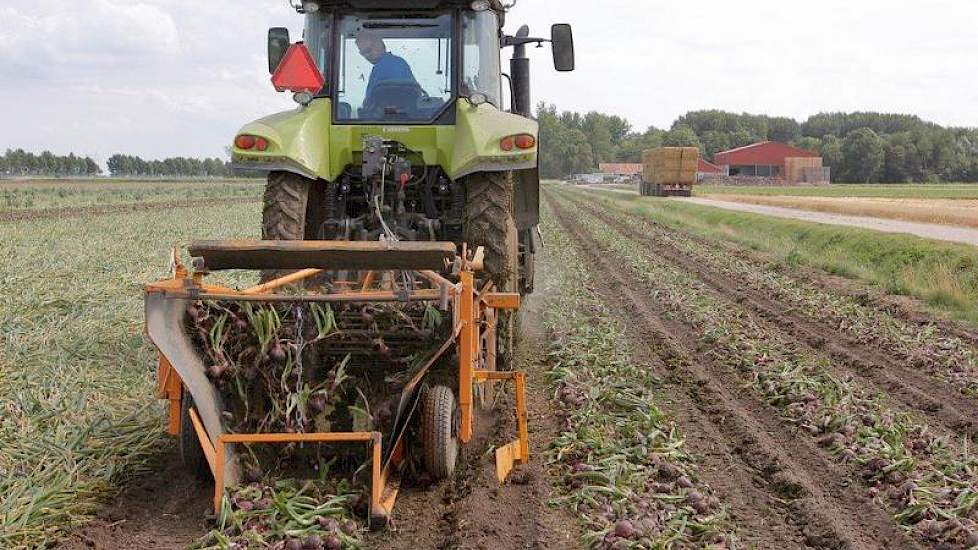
[231,0,574,312]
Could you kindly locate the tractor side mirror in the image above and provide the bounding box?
[551,24,575,72]
[268,27,291,74]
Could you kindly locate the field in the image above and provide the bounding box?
[6,179,978,549]
[0,179,261,213]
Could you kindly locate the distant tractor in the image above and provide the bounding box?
[640,147,699,197]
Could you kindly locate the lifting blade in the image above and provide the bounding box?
[495,439,523,483]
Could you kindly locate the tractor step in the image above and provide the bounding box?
[188,240,457,271]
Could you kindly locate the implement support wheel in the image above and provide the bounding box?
[179,391,211,480]
[421,385,459,480]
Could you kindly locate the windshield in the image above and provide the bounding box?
[304,13,332,91]
[335,12,453,123]
[462,11,502,107]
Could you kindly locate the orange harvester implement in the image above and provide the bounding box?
[148,240,527,528]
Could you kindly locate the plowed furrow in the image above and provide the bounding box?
[566,192,978,442]
[546,191,920,550]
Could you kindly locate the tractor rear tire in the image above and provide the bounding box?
[420,385,459,481]
[464,171,520,367]
[260,171,325,282]
[179,390,211,480]
[464,171,519,290]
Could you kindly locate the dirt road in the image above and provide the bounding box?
[685,197,978,246]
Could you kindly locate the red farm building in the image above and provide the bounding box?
[713,141,818,178]
[697,158,722,174]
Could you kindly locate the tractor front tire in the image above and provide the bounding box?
[420,385,459,481]
[179,391,211,480]
[464,172,520,367]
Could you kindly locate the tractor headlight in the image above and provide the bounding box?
[303,1,320,13]
[471,0,490,11]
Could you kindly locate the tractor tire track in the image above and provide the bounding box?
[0,197,259,223]
[566,192,978,443]
[546,189,921,550]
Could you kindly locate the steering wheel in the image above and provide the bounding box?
[361,80,427,118]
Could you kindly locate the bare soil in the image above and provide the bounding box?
[55,450,213,550]
[0,197,258,223]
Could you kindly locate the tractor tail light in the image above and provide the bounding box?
[500,136,515,152]
[515,134,536,149]
[255,137,269,152]
[236,135,257,150]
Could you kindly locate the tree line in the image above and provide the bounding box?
[106,154,233,178]
[0,149,246,179]
[1,149,102,177]
[538,104,978,183]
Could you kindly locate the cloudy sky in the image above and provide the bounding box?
[2,0,977,162]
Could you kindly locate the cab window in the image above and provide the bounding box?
[336,13,453,122]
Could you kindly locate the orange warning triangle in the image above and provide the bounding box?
[271,43,326,94]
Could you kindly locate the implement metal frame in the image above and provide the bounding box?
[147,242,526,527]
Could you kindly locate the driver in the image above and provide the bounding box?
[355,31,418,105]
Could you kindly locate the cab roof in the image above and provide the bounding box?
[305,0,505,11]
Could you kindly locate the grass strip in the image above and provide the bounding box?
[539,200,736,549]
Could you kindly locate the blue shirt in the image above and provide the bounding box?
[366,52,417,101]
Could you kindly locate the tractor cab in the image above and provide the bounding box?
[231,0,574,295]
[267,0,574,123]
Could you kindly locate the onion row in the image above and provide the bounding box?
[562,194,978,547]
[540,201,736,549]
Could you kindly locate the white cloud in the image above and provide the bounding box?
[0,0,179,78]
[1,0,977,160]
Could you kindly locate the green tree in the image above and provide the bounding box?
[792,136,822,154]
[820,135,843,180]
[841,128,885,183]
[582,112,615,167]
[663,124,702,149]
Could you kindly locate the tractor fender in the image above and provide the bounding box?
[230,99,333,180]
[448,101,538,180]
